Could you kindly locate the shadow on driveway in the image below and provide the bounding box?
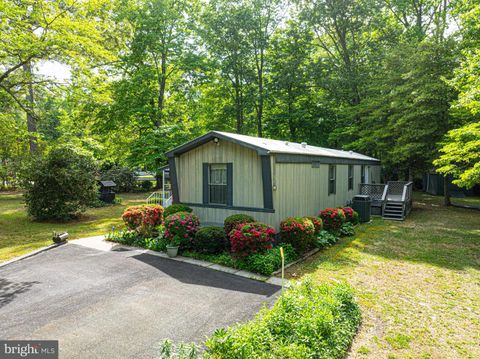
[0,278,39,309]
[131,252,279,297]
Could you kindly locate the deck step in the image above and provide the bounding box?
[383,200,405,220]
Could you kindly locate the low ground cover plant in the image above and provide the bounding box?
[205,276,361,358]
[340,222,355,237]
[236,244,297,276]
[229,222,275,257]
[280,217,316,253]
[316,230,339,248]
[224,214,256,236]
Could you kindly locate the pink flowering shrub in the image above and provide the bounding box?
[319,208,346,231]
[122,205,164,236]
[229,222,275,257]
[280,217,316,253]
[164,212,200,248]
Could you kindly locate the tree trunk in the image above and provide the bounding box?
[256,49,264,137]
[443,175,451,206]
[23,62,37,153]
[156,52,167,128]
[234,74,243,133]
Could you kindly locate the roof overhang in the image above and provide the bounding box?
[165,131,269,158]
[165,131,381,165]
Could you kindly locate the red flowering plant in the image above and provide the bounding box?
[224,214,256,236]
[164,212,200,248]
[121,205,164,236]
[229,222,275,257]
[280,217,315,253]
[319,208,346,231]
[342,207,360,224]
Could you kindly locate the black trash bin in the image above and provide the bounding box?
[352,195,371,223]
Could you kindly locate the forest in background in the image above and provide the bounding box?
[1,0,479,188]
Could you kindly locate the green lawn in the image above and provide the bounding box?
[286,192,480,359]
[0,192,146,262]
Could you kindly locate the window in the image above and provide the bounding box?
[348,165,354,191]
[328,165,336,195]
[209,164,227,205]
[361,165,365,183]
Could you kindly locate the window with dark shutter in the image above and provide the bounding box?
[328,165,336,195]
[348,165,354,191]
[208,164,228,205]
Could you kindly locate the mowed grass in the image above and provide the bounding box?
[0,192,147,262]
[286,192,480,359]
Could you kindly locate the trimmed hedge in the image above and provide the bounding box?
[164,204,193,218]
[205,276,361,358]
[229,222,275,257]
[192,226,228,254]
[224,214,256,236]
[280,217,315,253]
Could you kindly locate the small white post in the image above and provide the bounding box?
[280,246,285,293]
[162,169,166,206]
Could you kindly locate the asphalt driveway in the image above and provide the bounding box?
[0,243,280,358]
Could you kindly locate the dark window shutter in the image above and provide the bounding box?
[226,163,233,206]
[203,163,209,204]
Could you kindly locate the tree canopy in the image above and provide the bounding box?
[1,0,479,190]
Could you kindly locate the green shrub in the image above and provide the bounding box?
[192,226,228,254]
[205,276,361,359]
[280,217,316,253]
[237,244,297,276]
[340,222,355,237]
[224,214,256,236]
[140,180,154,192]
[100,165,136,192]
[164,204,193,218]
[316,230,338,248]
[20,147,98,220]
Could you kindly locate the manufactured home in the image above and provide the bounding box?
[165,131,382,228]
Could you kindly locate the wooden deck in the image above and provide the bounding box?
[359,181,413,220]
